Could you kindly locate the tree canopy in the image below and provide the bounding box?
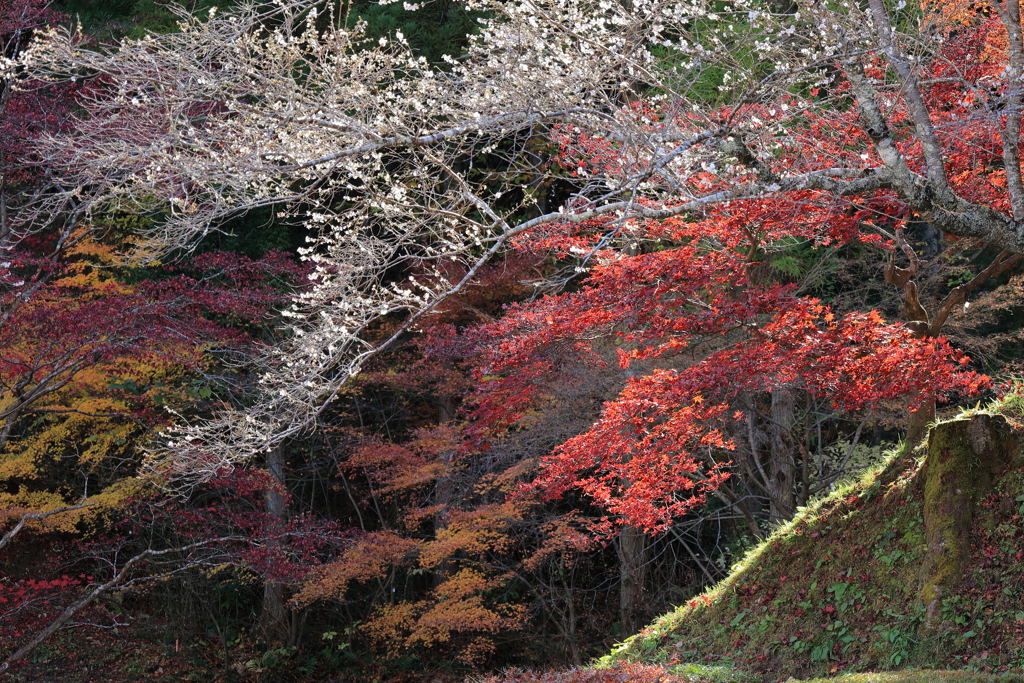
[11,0,1019,475]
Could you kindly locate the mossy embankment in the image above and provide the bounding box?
[601,406,1024,682]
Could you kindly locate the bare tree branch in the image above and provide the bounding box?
[8,0,1024,481]
[0,537,244,676]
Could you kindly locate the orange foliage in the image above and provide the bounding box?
[294,531,422,604]
[922,0,1008,64]
[298,499,534,662]
[345,425,459,496]
[923,0,991,27]
[363,568,526,664]
[522,512,598,572]
[418,502,524,568]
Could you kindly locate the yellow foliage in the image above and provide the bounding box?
[51,234,135,294]
[418,502,524,569]
[2,397,142,481]
[1,356,190,480]
[398,503,446,531]
[0,450,40,481]
[0,331,192,533]
[0,489,69,526]
[0,479,145,535]
[363,601,420,648]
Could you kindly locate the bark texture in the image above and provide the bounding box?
[768,387,797,525]
[617,523,650,636]
[918,414,1019,630]
[907,401,936,449]
[259,445,294,646]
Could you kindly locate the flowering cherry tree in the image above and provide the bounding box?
[9,0,1020,485]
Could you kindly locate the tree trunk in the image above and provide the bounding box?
[884,225,1022,446]
[259,445,292,646]
[437,394,456,423]
[615,322,651,637]
[768,387,796,525]
[907,399,935,448]
[561,577,582,665]
[918,414,1018,630]
[431,400,455,585]
[617,523,649,636]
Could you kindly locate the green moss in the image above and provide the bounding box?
[666,663,759,682]
[918,421,974,623]
[919,415,1019,629]
[973,382,1024,431]
[788,671,1024,683]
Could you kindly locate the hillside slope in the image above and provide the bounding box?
[601,402,1024,681]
